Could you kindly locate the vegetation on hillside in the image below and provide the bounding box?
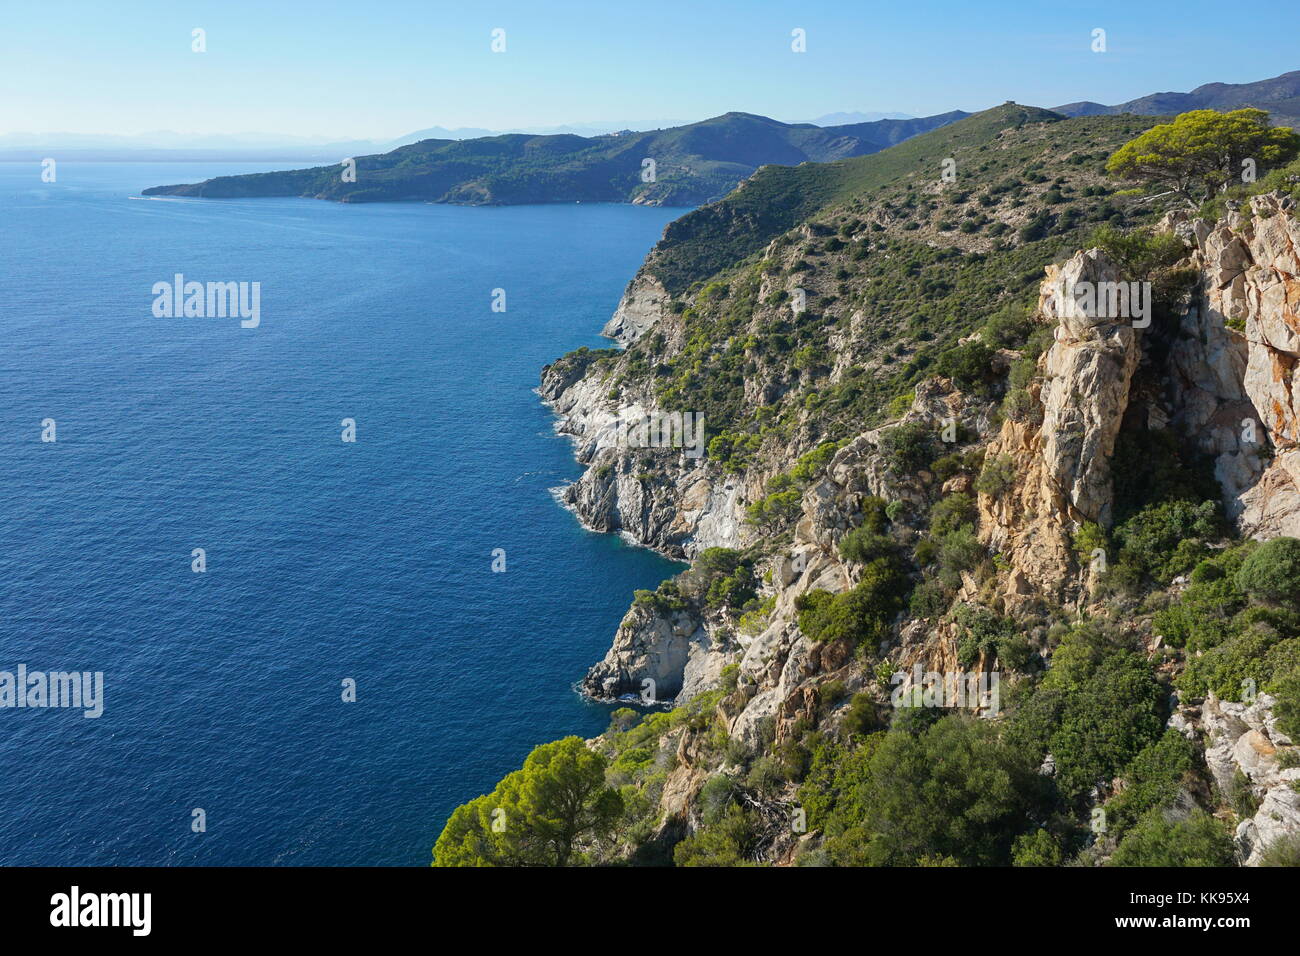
[142,111,965,205]
[436,108,1300,867]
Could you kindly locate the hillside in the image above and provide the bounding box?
[435,104,1300,868]
[622,104,1084,297]
[1054,69,1300,129]
[140,111,967,206]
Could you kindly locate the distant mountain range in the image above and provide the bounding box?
[141,111,969,206]
[1053,70,1300,129]
[0,115,891,162]
[0,124,680,162]
[808,111,914,126]
[136,69,1299,206]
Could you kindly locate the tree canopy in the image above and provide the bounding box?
[433,736,623,866]
[1106,108,1300,204]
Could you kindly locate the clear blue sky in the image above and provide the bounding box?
[2,0,1296,137]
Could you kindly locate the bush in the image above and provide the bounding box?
[1087,226,1186,278]
[632,581,688,615]
[933,341,995,395]
[789,440,846,485]
[1104,730,1199,836]
[841,693,880,736]
[1258,834,1300,867]
[1110,498,1223,587]
[1012,829,1064,866]
[698,774,740,825]
[951,603,1014,668]
[1009,622,1164,797]
[745,488,802,529]
[673,806,760,866]
[877,421,934,475]
[1001,388,1041,424]
[1108,810,1236,867]
[1236,537,1300,608]
[936,526,984,575]
[1178,626,1299,702]
[1151,547,1250,650]
[796,557,908,645]
[839,526,895,565]
[974,454,1017,496]
[1071,521,1108,565]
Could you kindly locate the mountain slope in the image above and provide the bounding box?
[461,106,1300,868]
[626,104,1066,297]
[140,110,968,206]
[1054,69,1300,128]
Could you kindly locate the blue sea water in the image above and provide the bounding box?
[0,162,684,865]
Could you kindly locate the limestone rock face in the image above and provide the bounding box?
[1174,195,1300,538]
[980,249,1140,600]
[540,357,748,559]
[603,273,670,346]
[581,603,730,703]
[1196,693,1300,866]
[982,196,1300,598]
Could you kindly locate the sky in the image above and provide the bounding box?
[2,0,1297,138]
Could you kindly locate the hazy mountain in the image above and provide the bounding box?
[808,111,914,126]
[1053,69,1300,128]
[0,130,387,163]
[143,109,969,206]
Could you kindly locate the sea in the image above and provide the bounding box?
[0,161,684,865]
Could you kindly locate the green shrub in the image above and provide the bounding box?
[1104,730,1199,836]
[1009,622,1164,797]
[839,526,895,565]
[928,493,975,535]
[673,805,760,866]
[745,488,802,529]
[877,421,935,475]
[1258,834,1300,867]
[974,454,1017,496]
[1012,829,1064,866]
[632,581,688,615]
[1086,225,1188,281]
[1001,388,1041,424]
[1108,810,1236,867]
[698,774,740,825]
[796,557,908,645]
[1151,547,1250,650]
[856,716,1050,866]
[841,693,880,736]
[886,391,914,418]
[1110,498,1223,587]
[1236,537,1300,608]
[933,341,995,395]
[952,604,1020,669]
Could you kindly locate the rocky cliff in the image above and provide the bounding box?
[544,192,1300,866]
[603,273,671,346]
[979,193,1300,604]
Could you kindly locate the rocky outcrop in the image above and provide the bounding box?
[982,195,1300,601]
[1162,196,1300,539]
[539,356,748,559]
[582,601,731,703]
[603,273,671,346]
[1193,693,1300,866]
[980,249,1140,601]
[1199,196,1300,538]
[549,193,1300,865]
